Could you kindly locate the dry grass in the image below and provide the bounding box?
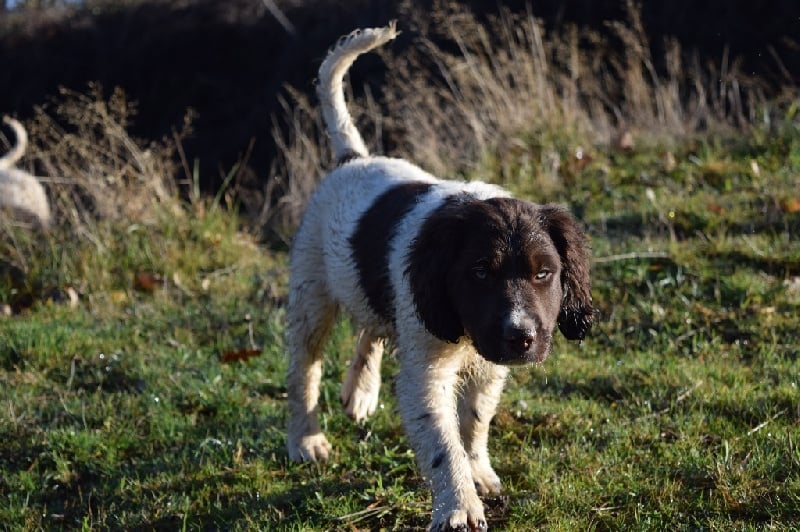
[385,0,767,174]
[258,87,335,244]
[0,2,780,261]
[0,85,190,298]
[27,84,185,229]
[264,1,770,235]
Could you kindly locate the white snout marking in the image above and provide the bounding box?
[507,307,535,334]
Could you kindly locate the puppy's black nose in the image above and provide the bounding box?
[503,324,535,354]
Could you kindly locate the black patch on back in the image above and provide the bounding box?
[349,182,432,322]
[431,451,445,469]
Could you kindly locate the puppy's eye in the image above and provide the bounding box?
[472,266,488,280]
[534,269,552,281]
[472,260,490,280]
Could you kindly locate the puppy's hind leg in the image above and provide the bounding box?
[286,278,338,463]
[341,330,384,423]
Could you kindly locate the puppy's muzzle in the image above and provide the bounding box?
[503,325,536,358]
[484,313,546,365]
[503,322,536,356]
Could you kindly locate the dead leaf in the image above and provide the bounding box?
[780,198,800,213]
[220,348,263,364]
[134,272,162,292]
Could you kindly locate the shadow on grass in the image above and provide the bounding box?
[524,369,687,415]
[129,475,377,530]
[47,355,148,395]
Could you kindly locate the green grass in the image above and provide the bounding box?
[2,123,800,530]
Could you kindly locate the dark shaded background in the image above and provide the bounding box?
[1,0,798,192]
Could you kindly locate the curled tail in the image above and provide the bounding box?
[0,116,28,170]
[317,22,399,165]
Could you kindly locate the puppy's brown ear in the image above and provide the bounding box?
[406,197,471,343]
[539,205,594,340]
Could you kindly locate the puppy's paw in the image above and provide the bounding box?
[430,495,487,532]
[470,460,502,497]
[340,380,380,423]
[341,364,381,423]
[287,432,332,463]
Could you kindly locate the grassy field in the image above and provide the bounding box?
[2,5,800,529]
[2,115,799,530]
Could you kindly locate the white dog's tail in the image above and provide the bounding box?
[317,22,399,164]
[0,116,28,170]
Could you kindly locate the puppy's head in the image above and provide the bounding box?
[407,196,593,365]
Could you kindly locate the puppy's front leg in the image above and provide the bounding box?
[396,345,487,532]
[458,362,509,497]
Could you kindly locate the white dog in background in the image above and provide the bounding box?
[0,116,52,229]
[284,23,593,531]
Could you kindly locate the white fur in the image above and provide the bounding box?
[0,117,52,229]
[316,22,399,162]
[340,330,383,422]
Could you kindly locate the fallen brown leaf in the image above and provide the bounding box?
[780,198,800,213]
[220,348,263,364]
[134,272,163,292]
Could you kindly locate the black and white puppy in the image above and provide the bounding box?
[285,22,594,532]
